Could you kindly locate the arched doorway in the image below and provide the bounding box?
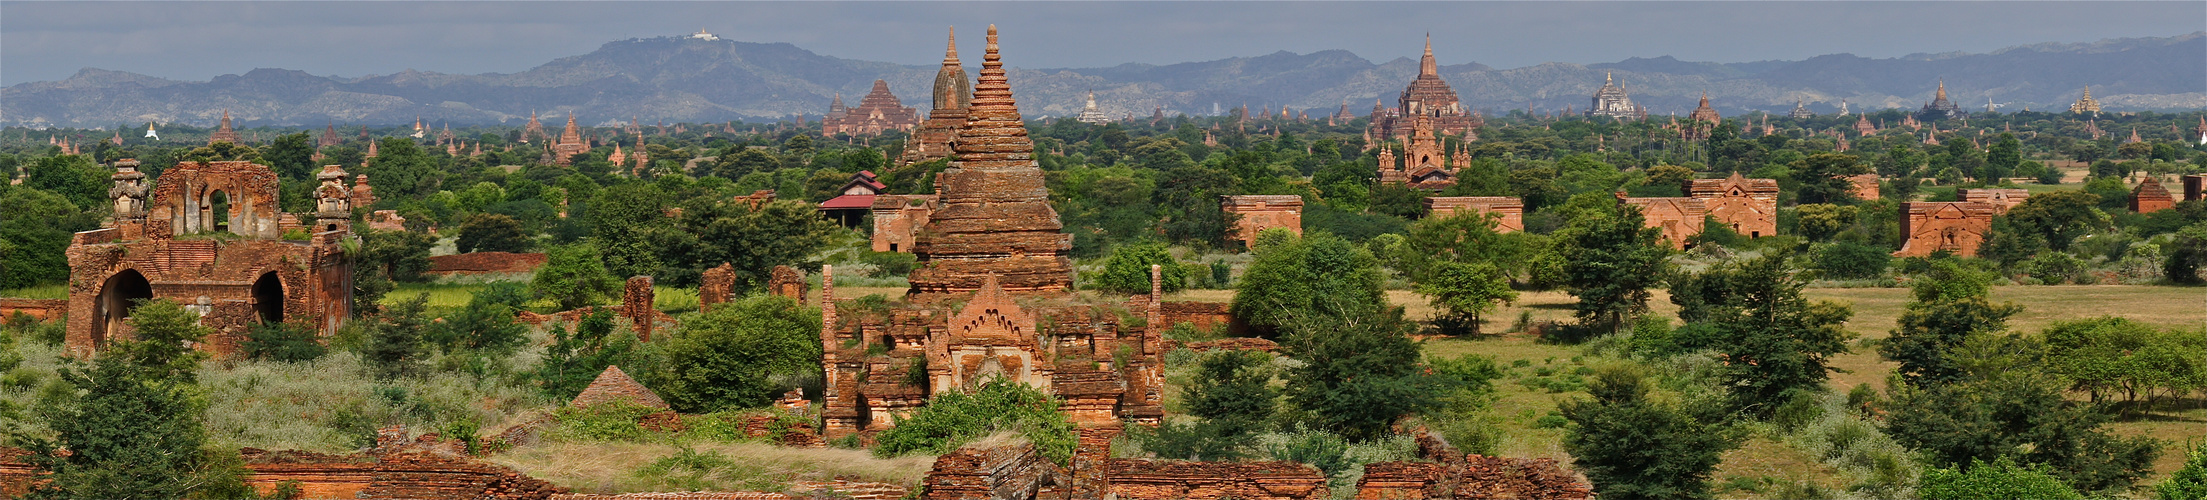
[252,272,284,323]
[96,270,153,348]
[208,190,231,233]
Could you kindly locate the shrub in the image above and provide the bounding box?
[242,321,327,363]
[533,243,621,311]
[1813,242,1891,280]
[658,295,822,413]
[1092,241,1189,295]
[1919,457,2081,500]
[872,378,1076,465]
[1561,363,1739,500]
[550,401,664,442]
[456,214,533,254]
[858,251,917,277]
[2160,441,2207,500]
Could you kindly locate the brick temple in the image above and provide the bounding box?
[1895,201,1997,257]
[1618,192,1707,250]
[64,160,354,356]
[1221,195,1305,249]
[1687,173,1780,239]
[898,27,974,167]
[818,26,1166,439]
[1369,36,1481,191]
[822,79,921,137]
[1425,196,1525,232]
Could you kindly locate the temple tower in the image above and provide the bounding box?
[897,27,973,167]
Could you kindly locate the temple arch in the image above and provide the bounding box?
[252,271,284,324]
[95,269,153,348]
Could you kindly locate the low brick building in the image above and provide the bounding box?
[1895,202,1998,257]
[870,195,938,253]
[65,160,353,356]
[1849,173,1882,201]
[1424,196,1524,233]
[2132,177,2175,214]
[1686,172,1780,239]
[1618,192,1707,249]
[1221,195,1305,249]
[1959,188,2029,214]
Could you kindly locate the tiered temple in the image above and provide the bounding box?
[897,28,973,167]
[1918,80,1963,120]
[2069,87,2102,115]
[1684,93,1721,140]
[1366,35,1481,146]
[820,27,1166,440]
[208,110,243,145]
[1584,73,1646,120]
[821,80,921,137]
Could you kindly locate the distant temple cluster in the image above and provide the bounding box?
[1369,36,1483,191]
[820,80,921,137]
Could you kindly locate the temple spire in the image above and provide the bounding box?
[943,26,960,65]
[1419,33,1438,76]
[1936,79,1948,101]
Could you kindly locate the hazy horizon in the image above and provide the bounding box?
[4,1,2203,86]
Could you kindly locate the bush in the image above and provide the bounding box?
[550,401,665,442]
[1092,241,1189,295]
[456,214,534,254]
[658,295,821,413]
[1813,242,1891,280]
[858,251,916,277]
[871,378,1076,465]
[1919,457,2082,500]
[1561,364,1739,500]
[241,321,327,363]
[1231,230,1387,336]
[533,243,621,311]
[2160,441,2207,500]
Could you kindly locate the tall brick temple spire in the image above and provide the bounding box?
[907,25,1073,294]
[897,26,975,166]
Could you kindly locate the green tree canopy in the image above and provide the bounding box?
[658,294,822,412]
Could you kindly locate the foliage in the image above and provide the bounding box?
[241,321,326,363]
[1092,241,1189,295]
[1880,259,2021,386]
[2167,221,2207,284]
[1230,230,1386,336]
[424,282,531,355]
[2159,441,2207,500]
[1181,350,1277,438]
[1883,334,2160,492]
[356,227,436,283]
[1789,153,1873,205]
[858,251,917,277]
[1812,242,1891,280]
[2041,316,2206,405]
[872,378,1077,465]
[21,154,109,211]
[361,138,440,199]
[1560,364,1739,500]
[536,310,642,400]
[1666,251,1854,416]
[534,243,622,310]
[657,294,821,412]
[646,199,838,287]
[15,299,226,499]
[1278,305,1441,441]
[1557,202,1671,333]
[0,187,100,289]
[1918,456,2082,500]
[550,400,665,442]
[361,295,430,379]
[455,213,533,254]
[2003,190,2108,251]
[1415,260,1517,335]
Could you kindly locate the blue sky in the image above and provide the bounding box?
[4,1,2201,86]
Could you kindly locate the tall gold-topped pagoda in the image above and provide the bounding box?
[906,25,1074,295]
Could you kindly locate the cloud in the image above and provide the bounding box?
[5,1,2201,85]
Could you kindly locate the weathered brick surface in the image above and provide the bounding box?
[1354,455,1591,500]
[570,365,670,409]
[1222,195,1305,249]
[2132,177,2175,214]
[1849,173,1882,201]
[768,266,807,305]
[922,441,1067,500]
[870,195,938,253]
[699,263,736,311]
[906,27,1074,295]
[1617,192,1707,249]
[1686,173,1779,239]
[1896,202,1997,257]
[623,276,657,341]
[1104,459,1329,500]
[2183,175,2204,202]
[1167,337,1280,353]
[1959,188,2029,214]
[67,160,352,357]
[1424,197,1524,233]
[0,299,66,321]
[821,80,920,137]
[427,252,548,275]
[897,29,970,168]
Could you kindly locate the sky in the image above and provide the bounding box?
[3,1,2202,86]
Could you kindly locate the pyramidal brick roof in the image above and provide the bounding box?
[570,365,669,409]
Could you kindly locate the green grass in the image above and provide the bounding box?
[0,284,67,300]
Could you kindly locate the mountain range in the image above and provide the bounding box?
[4,32,2201,128]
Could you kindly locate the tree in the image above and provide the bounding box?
[1093,241,1190,295]
[1919,457,2083,500]
[2003,191,2107,251]
[425,282,531,355]
[534,243,621,310]
[1666,252,1854,415]
[590,183,673,278]
[2159,441,2207,500]
[0,187,99,289]
[1557,203,1671,333]
[872,378,1077,465]
[179,141,263,163]
[1560,364,1738,500]
[1791,153,1873,205]
[535,309,640,400]
[2161,221,2207,284]
[241,321,325,363]
[23,154,108,212]
[1183,350,1278,435]
[646,198,838,287]
[1983,133,2023,181]
[1279,305,1440,441]
[18,299,225,499]
[362,295,430,379]
[362,138,440,199]
[1793,204,1858,242]
[1884,334,2160,492]
[657,294,822,412]
[262,132,316,180]
[1416,261,1516,335]
[1879,260,2021,386]
[1230,230,1387,336]
[455,213,533,253]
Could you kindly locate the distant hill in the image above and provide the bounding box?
[4,32,2200,128]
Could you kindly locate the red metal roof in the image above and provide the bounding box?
[819,194,877,210]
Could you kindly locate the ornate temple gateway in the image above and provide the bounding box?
[819,26,1166,439]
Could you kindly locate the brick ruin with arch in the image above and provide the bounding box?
[64,160,353,357]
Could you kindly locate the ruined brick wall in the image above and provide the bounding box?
[144,161,284,239]
[1167,337,1280,353]
[1424,197,1524,233]
[1686,173,1779,239]
[699,263,736,311]
[2183,175,2204,202]
[922,441,1067,500]
[1353,455,1591,500]
[66,232,351,357]
[1222,195,1305,250]
[426,252,548,275]
[0,299,66,321]
[870,195,936,253]
[1849,173,1881,201]
[1103,459,1329,500]
[2132,177,2175,214]
[622,276,656,342]
[1959,188,2029,214]
[1896,202,1997,257]
[1619,194,1706,250]
[768,266,807,305]
[1159,301,1236,335]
